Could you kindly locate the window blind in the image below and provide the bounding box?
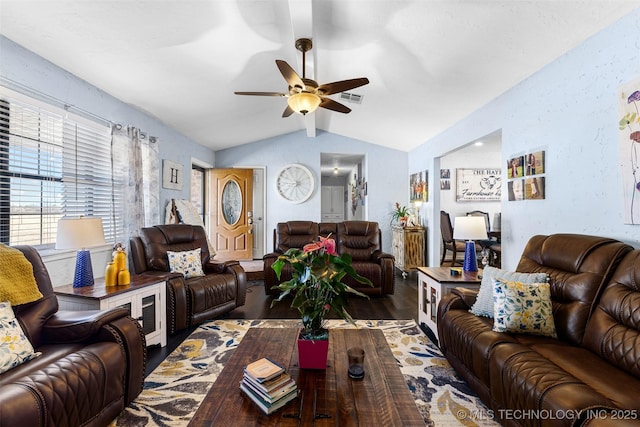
[0,86,115,247]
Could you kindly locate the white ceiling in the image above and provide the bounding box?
[1,1,638,154]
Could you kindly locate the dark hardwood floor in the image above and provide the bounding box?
[145,270,420,376]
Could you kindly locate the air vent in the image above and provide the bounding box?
[339,92,363,104]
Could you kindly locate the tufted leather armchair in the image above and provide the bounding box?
[437,234,638,426]
[263,220,395,296]
[0,245,146,427]
[130,224,246,335]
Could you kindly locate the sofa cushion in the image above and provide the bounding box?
[470,266,548,317]
[168,248,205,278]
[493,279,557,338]
[0,302,40,374]
[583,250,640,380]
[516,234,633,345]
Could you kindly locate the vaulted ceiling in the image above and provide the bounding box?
[1,1,638,152]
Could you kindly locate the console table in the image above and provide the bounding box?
[417,266,481,342]
[392,225,425,278]
[189,327,425,426]
[55,275,167,347]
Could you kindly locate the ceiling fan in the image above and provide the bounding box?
[234,38,369,117]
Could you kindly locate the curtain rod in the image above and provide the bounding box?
[1,76,158,142]
[1,76,112,127]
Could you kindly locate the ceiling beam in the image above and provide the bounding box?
[288,0,316,137]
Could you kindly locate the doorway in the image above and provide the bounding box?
[320,153,366,221]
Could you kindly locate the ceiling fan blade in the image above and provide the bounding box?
[276,60,304,89]
[282,105,295,118]
[317,78,369,96]
[234,91,286,97]
[319,98,352,114]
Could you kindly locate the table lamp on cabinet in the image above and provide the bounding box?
[453,216,488,273]
[56,217,106,288]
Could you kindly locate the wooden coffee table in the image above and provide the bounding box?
[188,327,425,426]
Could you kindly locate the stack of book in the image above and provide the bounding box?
[239,357,298,415]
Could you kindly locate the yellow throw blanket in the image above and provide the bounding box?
[0,244,43,305]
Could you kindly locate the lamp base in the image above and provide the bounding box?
[463,241,478,273]
[73,249,95,288]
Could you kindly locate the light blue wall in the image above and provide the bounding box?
[215,131,408,253]
[0,35,215,218]
[410,8,640,269]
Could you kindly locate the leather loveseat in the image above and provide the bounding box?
[0,245,146,427]
[438,234,640,427]
[130,224,246,335]
[263,220,395,296]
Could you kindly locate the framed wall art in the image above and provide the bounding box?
[162,159,184,190]
[455,168,501,202]
[410,170,428,202]
[618,76,640,224]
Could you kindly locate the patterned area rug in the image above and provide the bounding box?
[113,319,498,426]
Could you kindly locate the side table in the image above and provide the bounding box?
[55,275,167,347]
[417,267,481,342]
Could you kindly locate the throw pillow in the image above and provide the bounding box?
[167,248,205,279]
[469,266,548,318]
[0,244,43,306]
[492,279,557,338]
[0,301,41,374]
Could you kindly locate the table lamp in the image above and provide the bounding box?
[56,217,106,287]
[453,216,488,273]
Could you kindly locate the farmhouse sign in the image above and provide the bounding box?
[456,168,502,202]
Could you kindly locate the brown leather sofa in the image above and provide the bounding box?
[0,245,146,427]
[263,220,395,296]
[438,234,640,427]
[130,224,246,335]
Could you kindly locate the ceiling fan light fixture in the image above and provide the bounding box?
[287,92,321,115]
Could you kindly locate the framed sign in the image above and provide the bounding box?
[162,159,184,190]
[456,168,501,202]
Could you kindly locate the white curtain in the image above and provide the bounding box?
[111,126,160,245]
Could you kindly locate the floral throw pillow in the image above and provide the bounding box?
[167,248,205,279]
[469,266,548,318]
[0,301,41,374]
[492,279,557,338]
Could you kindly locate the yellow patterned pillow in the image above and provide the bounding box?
[167,248,205,279]
[0,301,41,373]
[0,244,43,306]
[492,278,557,338]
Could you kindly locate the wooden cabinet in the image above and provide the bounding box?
[321,186,344,222]
[392,225,425,277]
[55,276,167,347]
[417,267,481,342]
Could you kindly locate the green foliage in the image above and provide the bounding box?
[270,240,372,338]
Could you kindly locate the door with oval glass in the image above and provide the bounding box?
[208,168,253,261]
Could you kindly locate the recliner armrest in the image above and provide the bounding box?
[204,259,240,274]
[372,250,394,263]
[450,287,479,309]
[42,307,131,343]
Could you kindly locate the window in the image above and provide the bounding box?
[190,165,205,222]
[0,87,115,247]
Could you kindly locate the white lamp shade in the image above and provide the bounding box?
[55,217,106,250]
[453,216,488,241]
[287,92,321,115]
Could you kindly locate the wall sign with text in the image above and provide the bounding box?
[456,168,501,202]
[162,159,184,190]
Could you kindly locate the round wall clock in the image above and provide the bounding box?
[276,163,315,203]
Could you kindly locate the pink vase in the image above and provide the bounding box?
[297,335,329,369]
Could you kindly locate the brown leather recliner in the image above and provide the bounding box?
[263,220,395,296]
[130,224,246,335]
[0,245,146,427]
[437,234,637,427]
